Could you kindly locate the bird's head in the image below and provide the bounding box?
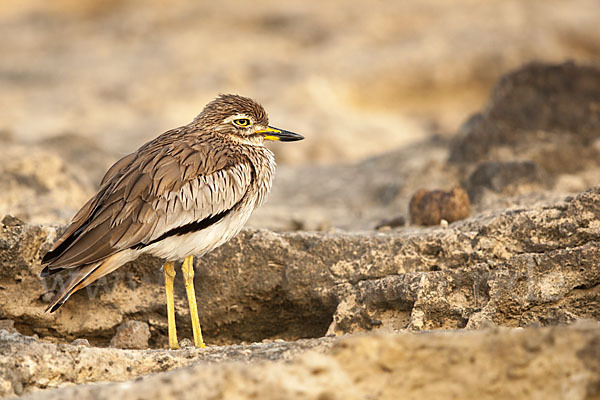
[194,94,304,145]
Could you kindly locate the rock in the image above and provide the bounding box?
[0,320,16,334]
[0,129,13,143]
[375,216,406,230]
[110,320,151,350]
[1,215,23,228]
[71,338,90,347]
[466,160,550,203]
[0,143,95,225]
[1,187,599,348]
[409,187,470,226]
[449,62,600,170]
[0,330,334,398]
[15,323,600,400]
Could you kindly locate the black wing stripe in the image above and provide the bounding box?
[132,159,255,250]
[132,208,232,250]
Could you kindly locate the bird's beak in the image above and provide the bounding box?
[256,126,304,142]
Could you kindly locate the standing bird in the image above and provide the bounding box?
[40,94,304,349]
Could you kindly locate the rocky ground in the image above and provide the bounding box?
[6,324,600,400]
[2,1,600,396]
[0,61,599,399]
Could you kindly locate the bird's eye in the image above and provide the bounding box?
[233,118,251,127]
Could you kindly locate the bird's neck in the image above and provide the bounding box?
[240,144,277,208]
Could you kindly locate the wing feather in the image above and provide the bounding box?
[42,135,254,272]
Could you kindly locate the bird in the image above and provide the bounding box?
[40,94,304,349]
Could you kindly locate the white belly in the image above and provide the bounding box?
[143,200,256,261]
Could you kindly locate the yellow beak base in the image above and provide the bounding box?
[256,126,304,142]
[263,135,281,141]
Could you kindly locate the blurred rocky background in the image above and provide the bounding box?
[1,1,600,399]
[1,0,600,225]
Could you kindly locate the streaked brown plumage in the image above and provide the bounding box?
[41,94,303,336]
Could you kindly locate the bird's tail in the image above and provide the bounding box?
[45,263,101,313]
[44,251,135,313]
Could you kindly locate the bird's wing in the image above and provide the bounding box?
[42,134,254,271]
[43,152,139,261]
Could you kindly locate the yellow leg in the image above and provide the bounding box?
[181,255,206,348]
[164,261,179,350]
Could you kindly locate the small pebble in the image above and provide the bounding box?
[71,338,91,347]
[110,320,150,349]
[0,319,17,333]
[1,215,24,227]
[41,292,54,303]
[409,187,470,226]
[375,215,406,230]
[12,380,23,396]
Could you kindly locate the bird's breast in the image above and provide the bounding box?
[143,197,257,261]
[142,145,276,261]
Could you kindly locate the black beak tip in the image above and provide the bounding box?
[281,132,304,142]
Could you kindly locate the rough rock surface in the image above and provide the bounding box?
[1,186,599,348]
[12,323,600,400]
[0,329,334,397]
[449,62,600,211]
[449,62,600,166]
[465,160,550,203]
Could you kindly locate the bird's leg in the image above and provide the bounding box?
[164,261,179,350]
[181,255,206,348]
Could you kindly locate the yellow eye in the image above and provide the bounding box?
[233,118,251,127]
